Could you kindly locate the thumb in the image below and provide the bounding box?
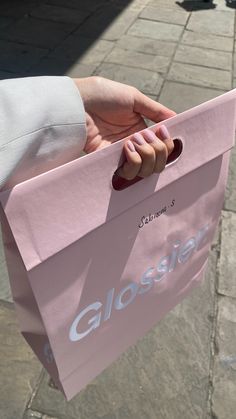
[133,90,176,123]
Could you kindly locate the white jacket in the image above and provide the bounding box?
[0,76,86,190]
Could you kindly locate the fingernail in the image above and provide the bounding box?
[127,140,136,152]
[143,129,157,143]
[159,125,170,140]
[133,133,146,145]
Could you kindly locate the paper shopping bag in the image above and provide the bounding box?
[0,89,235,400]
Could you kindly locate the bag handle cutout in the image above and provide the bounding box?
[112,138,183,191]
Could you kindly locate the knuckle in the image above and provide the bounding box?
[130,155,142,167]
[157,141,167,153]
[130,86,140,97]
[120,160,141,180]
[142,146,155,159]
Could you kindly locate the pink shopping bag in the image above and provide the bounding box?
[0,89,235,400]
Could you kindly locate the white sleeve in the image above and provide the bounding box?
[0,76,86,190]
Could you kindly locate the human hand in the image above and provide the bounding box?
[73,76,176,180]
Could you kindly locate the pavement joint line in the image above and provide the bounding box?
[165,76,231,92]
[0,5,102,53]
[156,79,227,93]
[161,7,192,99]
[222,207,236,214]
[23,409,43,419]
[105,48,177,59]
[207,217,222,418]
[99,42,117,65]
[45,0,107,11]
[0,38,49,51]
[96,61,166,75]
[25,369,46,414]
[25,21,98,75]
[115,6,144,39]
[173,59,233,73]
[0,37,59,52]
[136,16,187,27]
[26,13,86,27]
[215,290,236,299]
[184,28,235,40]
[180,41,234,53]
[0,299,13,308]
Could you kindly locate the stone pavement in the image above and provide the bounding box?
[0,0,236,418]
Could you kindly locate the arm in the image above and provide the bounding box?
[0,76,86,190]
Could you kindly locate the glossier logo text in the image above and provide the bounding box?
[69,224,209,343]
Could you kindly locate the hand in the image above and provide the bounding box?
[73,76,176,180]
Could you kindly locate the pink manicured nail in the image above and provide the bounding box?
[133,133,146,145]
[143,129,157,143]
[159,125,170,140]
[127,140,136,152]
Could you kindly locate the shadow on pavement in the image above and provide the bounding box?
[176,1,216,11]
[176,0,236,10]
[226,0,236,8]
[0,0,133,79]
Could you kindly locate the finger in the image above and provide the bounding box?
[132,133,156,178]
[155,125,174,156]
[142,129,168,173]
[133,90,176,123]
[117,140,142,180]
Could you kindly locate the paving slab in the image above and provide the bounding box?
[65,63,98,78]
[168,62,232,90]
[30,4,89,25]
[29,249,216,419]
[116,34,176,57]
[0,16,14,30]
[224,145,236,212]
[0,301,42,419]
[28,58,97,77]
[187,10,234,37]
[128,19,183,42]
[0,260,12,303]
[140,5,189,25]
[122,0,150,12]
[0,40,47,73]
[0,70,19,79]
[182,29,234,52]
[46,0,105,12]
[76,7,138,41]
[174,44,232,70]
[212,296,236,419]
[95,62,164,94]
[0,0,41,18]
[148,0,187,9]
[234,52,236,78]
[107,0,150,12]
[1,17,73,49]
[105,47,171,73]
[218,211,236,298]
[51,37,114,65]
[158,81,225,113]
[0,229,12,303]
